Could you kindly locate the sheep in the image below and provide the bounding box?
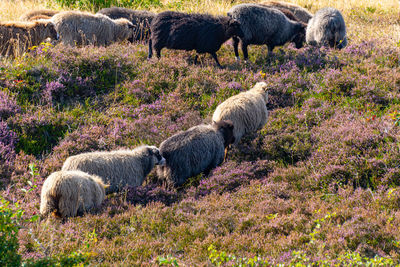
[40,170,106,218]
[212,82,268,144]
[51,11,134,47]
[97,7,155,42]
[27,15,55,21]
[61,146,166,193]
[0,20,58,57]
[157,120,235,186]
[306,7,347,49]
[260,1,313,23]
[228,4,306,61]
[19,9,60,21]
[148,11,244,68]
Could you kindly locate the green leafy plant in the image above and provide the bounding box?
[0,198,24,266]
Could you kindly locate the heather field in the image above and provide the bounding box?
[2,0,400,266]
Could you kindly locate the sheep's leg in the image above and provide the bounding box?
[233,36,240,61]
[224,146,229,162]
[210,52,222,69]
[147,39,153,59]
[156,48,161,59]
[267,45,274,56]
[241,42,249,61]
[194,54,199,64]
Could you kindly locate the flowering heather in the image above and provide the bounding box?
[0,91,21,119]
[1,1,400,265]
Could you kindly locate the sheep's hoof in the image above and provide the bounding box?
[235,56,240,62]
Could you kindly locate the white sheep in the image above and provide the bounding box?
[40,170,106,218]
[212,82,269,144]
[51,11,134,47]
[61,146,166,193]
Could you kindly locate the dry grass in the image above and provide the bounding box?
[1,0,399,46]
[0,0,61,21]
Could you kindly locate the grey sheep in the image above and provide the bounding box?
[51,11,134,47]
[19,9,60,21]
[40,170,106,218]
[306,7,347,49]
[212,82,268,144]
[157,120,235,186]
[97,7,155,42]
[261,1,313,23]
[228,4,306,60]
[62,146,166,193]
[0,20,57,57]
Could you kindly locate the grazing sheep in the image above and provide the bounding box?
[212,82,268,144]
[19,9,60,21]
[157,120,235,186]
[306,7,347,49]
[0,20,58,57]
[261,1,313,23]
[148,11,244,68]
[51,11,134,47]
[228,4,306,60]
[62,146,166,193]
[97,7,155,42]
[40,170,106,218]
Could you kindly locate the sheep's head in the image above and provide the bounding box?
[38,20,58,40]
[336,37,347,49]
[292,22,306,49]
[114,18,134,41]
[213,120,235,147]
[226,18,244,39]
[147,146,166,166]
[252,82,268,102]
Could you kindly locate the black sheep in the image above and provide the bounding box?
[148,11,244,68]
[97,7,155,42]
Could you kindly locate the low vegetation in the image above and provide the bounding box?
[1,0,400,265]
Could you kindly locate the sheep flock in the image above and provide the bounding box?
[0,1,349,218]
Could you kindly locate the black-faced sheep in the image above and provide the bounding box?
[51,11,134,47]
[61,146,166,193]
[212,82,268,144]
[97,7,155,42]
[0,20,58,57]
[19,9,60,21]
[40,170,106,218]
[157,120,235,186]
[228,4,306,60]
[306,7,347,49]
[148,11,244,68]
[261,1,313,24]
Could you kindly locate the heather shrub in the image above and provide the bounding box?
[0,4,399,264]
[9,110,70,156]
[0,91,20,119]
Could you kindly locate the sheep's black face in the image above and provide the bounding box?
[293,24,306,49]
[227,19,244,38]
[148,147,166,166]
[47,23,58,40]
[214,120,235,147]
